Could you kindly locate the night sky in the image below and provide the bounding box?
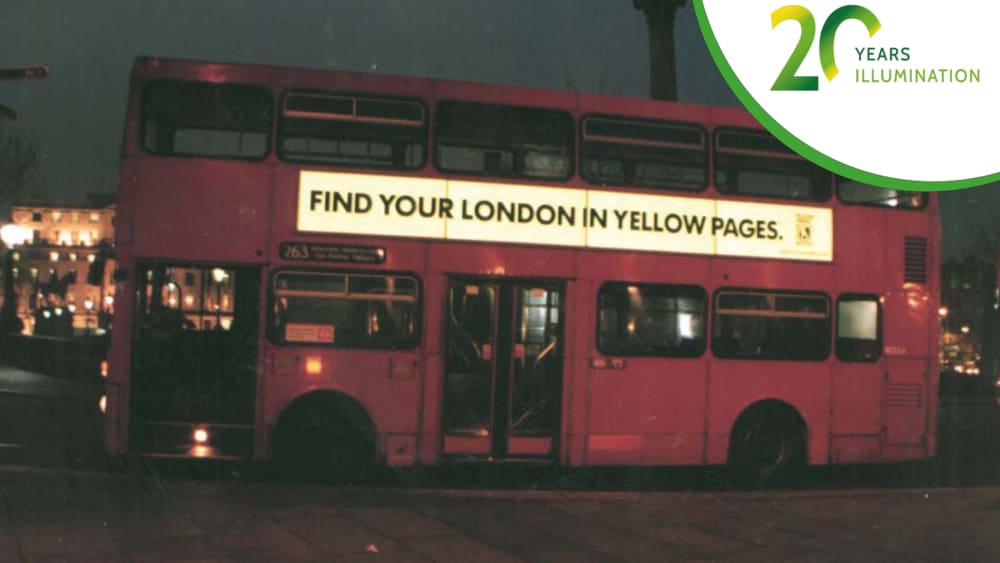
[1,0,994,259]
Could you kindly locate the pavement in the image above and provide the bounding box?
[0,363,998,562]
[0,464,999,562]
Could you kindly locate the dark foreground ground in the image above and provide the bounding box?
[2,461,1000,562]
[0,365,998,561]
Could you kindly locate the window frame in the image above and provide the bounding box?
[835,177,928,210]
[277,90,429,171]
[713,127,833,203]
[267,269,422,350]
[595,281,708,358]
[432,99,575,182]
[711,287,832,361]
[139,78,275,161]
[580,113,709,193]
[835,293,883,363]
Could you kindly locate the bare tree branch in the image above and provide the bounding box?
[0,122,40,210]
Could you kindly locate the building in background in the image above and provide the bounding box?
[939,256,998,376]
[2,194,116,335]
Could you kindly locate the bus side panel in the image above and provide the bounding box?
[565,279,594,466]
[131,159,271,264]
[261,348,423,464]
[883,209,935,460]
[834,207,886,293]
[418,272,446,466]
[830,206,887,463]
[705,360,831,465]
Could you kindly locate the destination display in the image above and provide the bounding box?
[296,171,833,262]
[279,242,386,264]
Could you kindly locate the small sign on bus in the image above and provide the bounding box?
[280,242,386,264]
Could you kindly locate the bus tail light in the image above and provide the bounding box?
[99,395,107,414]
[100,360,108,378]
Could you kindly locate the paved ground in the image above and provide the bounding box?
[0,364,998,561]
[0,464,998,562]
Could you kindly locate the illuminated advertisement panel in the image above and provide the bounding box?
[297,170,833,262]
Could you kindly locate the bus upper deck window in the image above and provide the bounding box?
[836,178,927,209]
[714,129,832,202]
[434,100,574,181]
[279,92,427,170]
[581,116,707,192]
[141,79,273,159]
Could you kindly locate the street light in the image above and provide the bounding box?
[84,297,94,335]
[211,268,226,329]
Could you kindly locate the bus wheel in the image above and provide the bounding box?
[729,407,805,487]
[272,406,374,484]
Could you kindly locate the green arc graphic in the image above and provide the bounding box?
[693,0,1000,192]
[819,5,881,81]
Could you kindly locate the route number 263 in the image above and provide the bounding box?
[771,4,880,91]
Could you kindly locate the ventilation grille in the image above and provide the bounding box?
[903,236,928,283]
[888,383,923,408]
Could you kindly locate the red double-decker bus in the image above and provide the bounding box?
[102,57,939,481]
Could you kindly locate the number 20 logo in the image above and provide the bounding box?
[771,4,880,91]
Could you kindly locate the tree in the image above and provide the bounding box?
[0,122,40,211]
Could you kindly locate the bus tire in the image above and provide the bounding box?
[728,403,806,487]
[272,400,375,484]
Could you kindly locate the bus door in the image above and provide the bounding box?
[442,279,564,460]
[130,263,259,459]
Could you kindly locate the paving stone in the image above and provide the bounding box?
[288,516,401,555]
[335,548,435,563]
[345,508,458,539]
[205,515,310,552]
[15,521,119,560]
[30,553,131,563]
[0,532,22,561]
[405,534,527,563]
[121,534,225,563]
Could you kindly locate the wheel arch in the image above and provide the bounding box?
[728,398,810,464]
[269,389,380,461]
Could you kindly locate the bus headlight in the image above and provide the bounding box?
[193,427,209,444]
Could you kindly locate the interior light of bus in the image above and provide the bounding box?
[98,395,107,414]
[376,248,386,260]
[305,357,323,375]
[193,427,209,444]
[100,360,108,378]
[677,313,696,339]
